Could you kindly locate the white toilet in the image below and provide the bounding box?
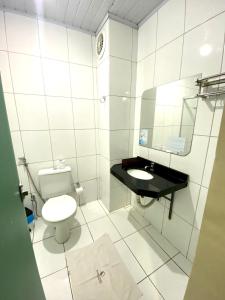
[38,166,77,244]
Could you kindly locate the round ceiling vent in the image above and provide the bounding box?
[96,31,105,59]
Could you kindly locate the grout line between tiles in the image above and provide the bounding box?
[40,266,67,281]
[62,243,75,300]
[171,255,192,278]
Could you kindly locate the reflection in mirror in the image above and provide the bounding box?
[139,75,201,156]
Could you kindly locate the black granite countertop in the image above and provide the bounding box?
[111,156,188,198]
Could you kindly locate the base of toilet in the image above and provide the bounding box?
[55,220,71,244]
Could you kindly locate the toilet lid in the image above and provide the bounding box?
[42,195,77,223]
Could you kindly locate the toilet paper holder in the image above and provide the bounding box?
[75,182,84,195]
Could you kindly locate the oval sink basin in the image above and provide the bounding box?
[127,169,153,180]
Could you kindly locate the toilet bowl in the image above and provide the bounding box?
[38,166,77,244]
[42,195,77,243]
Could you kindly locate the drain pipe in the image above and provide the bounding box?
[136,196,156,209]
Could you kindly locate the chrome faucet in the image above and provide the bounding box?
[144,162,155,172]
[150,162,155,172]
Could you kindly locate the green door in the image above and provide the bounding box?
[0,77,45,300]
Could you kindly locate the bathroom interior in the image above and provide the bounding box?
[1,0,225,299]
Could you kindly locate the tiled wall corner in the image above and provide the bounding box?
[135,0,225,262]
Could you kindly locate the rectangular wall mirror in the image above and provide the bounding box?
[139,74,201,156]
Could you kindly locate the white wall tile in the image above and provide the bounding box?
[110,130,129,160]
[162,208,193,255]
[137,54,155,97]
[9,53,44,94]
[138,13,157,60]
[202,137,217,188]
[4,93,19,131]
[42,58,70,97]
[11,131,24,161]
[99,129,110,159]
[97,58,109,98]
[194,99,215,135]
[39,20,68,61]
[92,36,97,67]
[131,62,137,97]
[187,227,200,262]
[47,97,73,129]
[15,94,48,130]
[75,129,96,156]
[157,0,185,48]
[68,29,92,66]
[148,148,170,166]
[170,182,200,224]
[138,146,149,159]
[51,130,76,160]
[17,164,30,191]
[5,12,39,55]
[170,135,209,184]
[110,177,129,210]
[211,99,224,137]
[63,158,78,183]
[21,131,52,163]
[132,29,138,62]
[73,99,95,129]
[154,37,183,86]
[99,97,109,130]
[185,0,225,31]
[93,67,98,99]
[143,200,165,232]
[194,186,208,230]
[77,155,96,181]
[109,20,132,60]
[80,178,98,204]
[181,14,225,78]
[109,57,131,97]
[70,63,93,99]
[0,51,13,93]
[0,12,7,50]
[110,96,130,130]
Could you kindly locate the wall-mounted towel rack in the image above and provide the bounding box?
[183,72,225,101]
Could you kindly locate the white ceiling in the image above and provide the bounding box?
[0,0,165,33]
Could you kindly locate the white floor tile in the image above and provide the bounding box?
[145,226,179,257]
[98,199,110,214]
[138,278,163,300]
[109,208,142,237]
[64,224,93,253]
[115,240,146,283]
[33,218,55,243]
[150,260,189,300]
[173,253,193,276]
[125,229,170,275]
[41,269,73,300]
[71,207,86,228]
[125,206,150,227]
[88,216,121,243]
[33,237,66,278]
[81,200,106,222]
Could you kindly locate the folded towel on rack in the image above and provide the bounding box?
[66,234,142,300]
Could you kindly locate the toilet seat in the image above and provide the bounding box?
[42,195,77,223]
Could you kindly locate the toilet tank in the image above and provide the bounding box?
[38,166,73,199]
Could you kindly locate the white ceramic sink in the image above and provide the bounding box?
[127,169,153,180]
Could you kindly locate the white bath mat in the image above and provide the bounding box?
[66,234,142,300]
